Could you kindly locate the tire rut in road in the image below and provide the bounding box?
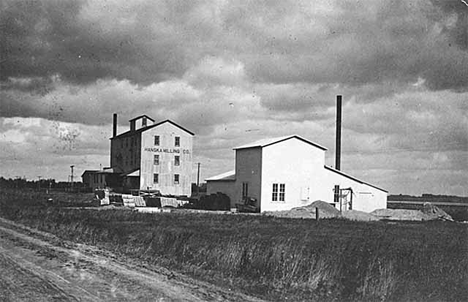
[0,250,83,302]
[0,218,266,302]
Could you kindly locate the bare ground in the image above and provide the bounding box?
[0,217,264,302]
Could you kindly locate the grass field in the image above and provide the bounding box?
[0,189,467,301]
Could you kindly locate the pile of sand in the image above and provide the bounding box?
[263,201,454,222]
[263,200,340,219]
[422,202,453,221]
[372,203,453,221]
[341,210,380,221]
[371,209,429,221]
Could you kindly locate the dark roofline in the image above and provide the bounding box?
[81,170,120,177]
[81,170,98,177]
[111,119,194,139]
[206,178,236,182]
[96,171,120,174]
[234,135,327,151]
[265,136,327,150]
[129,115,155,122]
[159,120,195,136]
[324,166,388,193]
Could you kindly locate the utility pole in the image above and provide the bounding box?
[70,165,74,191]
[37,176,42,191]
[196,162,201,196]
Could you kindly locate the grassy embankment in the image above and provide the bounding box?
[0,189,467,301]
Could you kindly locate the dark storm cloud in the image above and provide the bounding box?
[2,0,468,94]
[430,0,468,49]
[0,77,54,95]
[1,0,192,88]
[229,0,468,91]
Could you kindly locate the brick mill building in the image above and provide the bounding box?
[109,114,194,195]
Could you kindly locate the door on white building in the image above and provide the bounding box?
[339,187,353,211]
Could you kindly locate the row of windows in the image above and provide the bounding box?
[120,137,137,148]
[119,135,182,149]
[241,182,286,201]
[153,173,180,184]
[153,155,180,166]
[272,183,286,201]
[154,136,180,147]
[125,154,138,166]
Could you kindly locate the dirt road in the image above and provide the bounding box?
[0,218,264,302]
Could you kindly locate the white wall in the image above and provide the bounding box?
[140,123,193,196]
[258,138,386,213]
[260,138,326,212]
[320,168,387,212]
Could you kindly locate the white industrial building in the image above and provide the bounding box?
[109,114,194,196]
[206,135,387,213]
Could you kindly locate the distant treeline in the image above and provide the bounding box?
[388,194,468,203]
[0,176,84,190]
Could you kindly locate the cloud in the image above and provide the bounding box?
[1,0,467,196]
[1,0,197,88]
[0,57,264,135]
[342,90,468,153]
[2,0,468,93]
[0,117,110,179]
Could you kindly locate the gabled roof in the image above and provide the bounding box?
[206,170,236,181]
[81,168,119,177]
[81,170,98,177]
[324,165,388,193]
[129,115,155,122]
[111,119,194,139]
[234,135,327,151]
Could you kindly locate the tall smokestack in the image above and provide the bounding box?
[335,95,342,171]
[113,113,117,137]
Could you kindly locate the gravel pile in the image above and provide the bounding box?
[371,204,453,221]
[371,209,429,221]
[263,200,340,219]
[422,202,453,221]
[263,201,453,222]
[341,210,381,221]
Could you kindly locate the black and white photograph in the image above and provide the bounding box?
[1,0,467,301]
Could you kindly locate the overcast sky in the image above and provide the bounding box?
[1,0,467,196]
